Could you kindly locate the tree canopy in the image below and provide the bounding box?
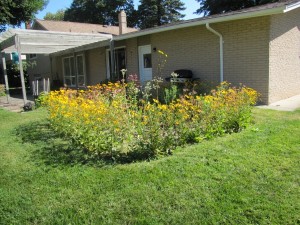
[137,0,186,29]
[44,9,65,21]
[0,0,48,32]
[196,0,279,16]
[64,0,137,27]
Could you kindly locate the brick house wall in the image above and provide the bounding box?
[122,16,270,103]
[52,8,298,104]
[216,17,270,103]
[150,25,219,82]
[27,54,51,82]
[269,8,300,103]
[126,38,139,76]
[86,47,107,84]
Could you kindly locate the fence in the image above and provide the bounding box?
[32,78,50,96]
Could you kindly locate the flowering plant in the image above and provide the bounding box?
[46,79,258,162]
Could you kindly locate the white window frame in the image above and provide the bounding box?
[62,56,76,87]
[106,46,126,80]
[76,54,86,88]
[62,53,86,88]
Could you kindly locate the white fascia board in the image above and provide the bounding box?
[3,46,60,54]
[284,1,300,12]
[114,6,285,41]
[50,39,111,57]
[0,28,113,54]
[10,28,113,39]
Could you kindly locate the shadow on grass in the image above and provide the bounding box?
[15,120,155,167]
[15,120,112,167]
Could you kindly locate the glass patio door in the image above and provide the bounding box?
[63,56,76,87]
[76,55,85,87]
[63,54,85,87]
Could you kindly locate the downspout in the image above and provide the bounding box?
[206,23,224,82]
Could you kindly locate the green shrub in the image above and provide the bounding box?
[0,84,6,96]
[34,92,49,108]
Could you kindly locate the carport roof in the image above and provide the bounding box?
[0,28,112,54]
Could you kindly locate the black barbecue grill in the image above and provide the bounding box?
[165,69,195,83]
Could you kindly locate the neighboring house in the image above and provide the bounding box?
[35,0,299,104]
[27,12,137,88]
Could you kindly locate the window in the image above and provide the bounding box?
[143,54,152,68]
[29,54,37,59]
[63,54,85,87]
[76,55,85,87]
[106,47,126,81]
[63,56,76,87]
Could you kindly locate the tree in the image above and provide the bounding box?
[137,0,185,29]
[195,0,279,16]
[64,0,137,27]
[44,9,65,21]
[0,0,48,32]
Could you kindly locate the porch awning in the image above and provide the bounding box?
[0,28,112,105]
[0,28,112,54]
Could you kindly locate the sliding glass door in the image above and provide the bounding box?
[63,54,85,87]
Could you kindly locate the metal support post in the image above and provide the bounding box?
[109,39,115,81]
[1,52,10,103]
[15,35,27,104]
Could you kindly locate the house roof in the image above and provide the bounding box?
[115,0,300,41]
[3,0,297,56]
[0,18,139,55]
[49,0,300,56]
[33,19,138,35]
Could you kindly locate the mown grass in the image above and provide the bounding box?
[0,108,299,224]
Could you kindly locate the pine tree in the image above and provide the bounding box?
[138,0,185,29]
[64,0,137,27]
[195,0,279,16]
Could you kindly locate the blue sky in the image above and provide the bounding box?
[36,0,201,20]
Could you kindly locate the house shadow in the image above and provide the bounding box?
[15,120,154,167]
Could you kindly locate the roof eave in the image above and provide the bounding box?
[284,0,300,12]
[50,39,111,57]
[114,5,286,41]
[0,29,113,54]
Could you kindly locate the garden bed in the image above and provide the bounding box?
[45,80,258,162]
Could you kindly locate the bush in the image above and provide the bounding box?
[46,81,258,162]
[0,84,5,96]
[34,92,49,108]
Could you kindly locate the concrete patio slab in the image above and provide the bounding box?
[0,95,34,113]
[257,94,300,111]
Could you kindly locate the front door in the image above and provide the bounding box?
[138,45,152,84]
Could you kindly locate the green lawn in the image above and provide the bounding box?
[0,108,299,224]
